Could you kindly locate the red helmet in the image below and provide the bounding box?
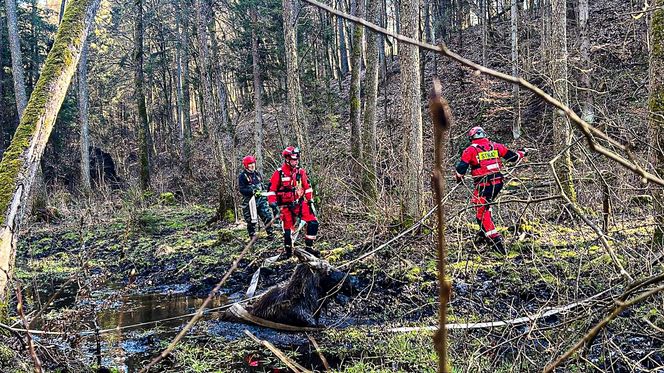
[468,126,487,140]
[242,155,256,168]
[282,146,300,160]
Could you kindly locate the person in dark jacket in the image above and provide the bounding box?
[239,155,275,240]
[455,126,526,254]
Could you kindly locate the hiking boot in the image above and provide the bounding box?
[490,237,507,255]
[474,231,489,245]
[304,246,320,258]
[277,247,292,261]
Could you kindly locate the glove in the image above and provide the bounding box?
[269,202,279,217]
[253,188,262,197]
[520,148,528,156]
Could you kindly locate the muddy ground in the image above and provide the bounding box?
[2,198,663,372]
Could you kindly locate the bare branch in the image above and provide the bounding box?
[301,0,664,186]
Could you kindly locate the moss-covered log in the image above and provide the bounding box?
[0,0,102,302]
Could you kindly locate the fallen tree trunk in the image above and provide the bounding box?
[0,0,102,316]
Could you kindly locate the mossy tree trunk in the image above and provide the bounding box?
[0,0,101,314]
[651,0,664,245]
[550,0,577,203]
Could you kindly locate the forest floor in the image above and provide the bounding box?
[2,195,663,372]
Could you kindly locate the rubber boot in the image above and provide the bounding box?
[278,245,292,261]
[304,245,320,258]
[490,236,507,255]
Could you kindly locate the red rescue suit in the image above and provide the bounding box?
[267,162,318,251]
[456,138,525,240]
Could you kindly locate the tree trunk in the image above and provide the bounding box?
[283,0,308,148]
[481,0,487,65]
[176,0,192,175]
[399,0,423,219]
[550,0,576,203]
[251,9,265,173]
[511,0,521,139]
[349,0,364,180]
[134,0,151,190]
[336,0,350,76]
[196,0,233,219]
[78,36,91,193]
[650,0,664,245]
[362,0,380,204]
[578,0,593,124]
[5,0,28,117]
[0,0,101,314]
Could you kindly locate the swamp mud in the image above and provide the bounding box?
[8,206,664,372]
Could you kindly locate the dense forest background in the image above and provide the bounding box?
[0,0,663,371]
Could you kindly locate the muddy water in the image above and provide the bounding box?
[34,283,229,372]
[91,291,229,372]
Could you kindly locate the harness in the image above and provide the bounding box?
[275,167,305,221]
[470,142,503,186]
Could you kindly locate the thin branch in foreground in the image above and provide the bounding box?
[16,283,42,373]
[429,78,452,373]
[244,329,312,373]
[301,0,664,187]
[138,217,279,372]
[543,276,664,372]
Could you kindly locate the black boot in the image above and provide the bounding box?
[278,246,292,261]
[304,245,320,258]
[474,230,489,245]
[490,236,507,255]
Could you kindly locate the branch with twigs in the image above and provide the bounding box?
[543,273,664,372]
[301,0,664,187]
[549,149,632,281]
